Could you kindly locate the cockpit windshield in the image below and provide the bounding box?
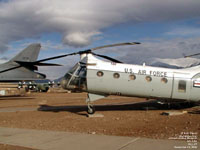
[61,63,87,91]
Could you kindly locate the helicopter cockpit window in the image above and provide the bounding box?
[63,63,87,91]
[68,63,79,75]
[178,80,186,93]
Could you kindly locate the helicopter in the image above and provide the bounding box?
[39,42,200,114]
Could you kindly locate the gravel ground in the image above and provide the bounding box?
[0,144,37,150]
[0,92,199,150]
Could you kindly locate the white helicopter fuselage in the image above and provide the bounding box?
[85,54,200,102]
[59,41,200,114]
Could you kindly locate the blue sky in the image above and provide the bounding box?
[8,18,199,58]
[0,0,200,79]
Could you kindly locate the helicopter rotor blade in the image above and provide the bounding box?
[36,52,78,63]
[15,61,62,66]
[35,42,140,63]
[92,53,123,63]
[90,42,140,51]
[0,42,138,73]
[34,62,62,66]
[184,53,200,58]
[0,66,22,73]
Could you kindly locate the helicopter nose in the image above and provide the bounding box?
[61,78,68,89]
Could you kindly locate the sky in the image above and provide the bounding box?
[0,0,200,79]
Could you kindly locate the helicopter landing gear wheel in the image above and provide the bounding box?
[87,104,95,114]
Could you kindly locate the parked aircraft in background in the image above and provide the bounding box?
[0,43,60,82]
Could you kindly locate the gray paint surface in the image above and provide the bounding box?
[0,43,45,81]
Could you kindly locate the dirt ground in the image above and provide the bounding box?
[0,144,37,150]
[0,92,199,149]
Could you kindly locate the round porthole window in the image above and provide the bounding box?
[161,77,168,83]
[113,73,120,79]
[97,71,104,77]
[146,76,152,82]
[129,74,136,80]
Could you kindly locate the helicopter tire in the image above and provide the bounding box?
[87,105,95,114]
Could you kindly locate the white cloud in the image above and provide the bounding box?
[0,0,199,52]
[63,31,101,47]
[102,37,200,64]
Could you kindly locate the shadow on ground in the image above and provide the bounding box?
[38,100,198,114]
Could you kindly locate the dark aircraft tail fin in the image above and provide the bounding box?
[10,43,41,62]
[0,43,61,75]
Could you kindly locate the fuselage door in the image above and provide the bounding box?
[190,73,200,101]
[172,73,191,100]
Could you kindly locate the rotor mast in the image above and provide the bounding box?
[80,53,87,60]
